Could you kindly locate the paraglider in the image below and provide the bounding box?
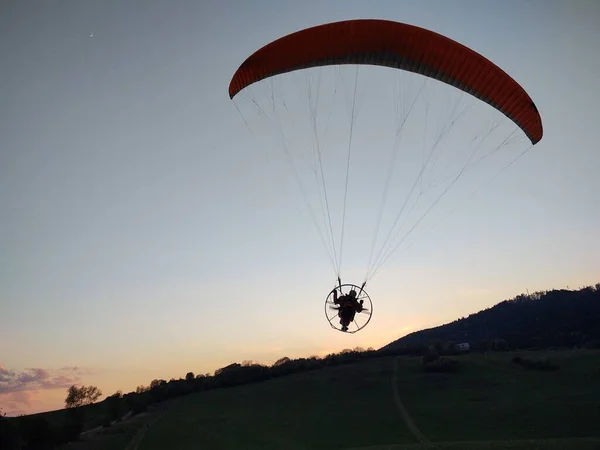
[228,19,543,333]
[325,279,372,333]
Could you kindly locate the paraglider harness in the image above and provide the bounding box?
[334,278,366,331]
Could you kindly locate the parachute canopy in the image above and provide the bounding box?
[229,19,542,145]
[229,19,544,285]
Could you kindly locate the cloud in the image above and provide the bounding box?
[17,368,50,384]
[0,366,16,382]
[60,366,94,375]
[0,365,93,395]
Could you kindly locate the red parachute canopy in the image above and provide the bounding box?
[229,19,543,145]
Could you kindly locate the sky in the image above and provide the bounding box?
[1,0,599,416]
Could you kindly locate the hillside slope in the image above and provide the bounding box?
[382,285,600,351]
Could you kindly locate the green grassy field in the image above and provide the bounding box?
[133,349,600,450]
[140,359,413,450]
[394,350,600,442]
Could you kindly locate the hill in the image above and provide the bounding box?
[381,284,600,352]
[136,350,600,449]
[6,349,600,449]
[4,284,600,449]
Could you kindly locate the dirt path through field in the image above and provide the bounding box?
[124,406,168,450]
[391,357,430,446]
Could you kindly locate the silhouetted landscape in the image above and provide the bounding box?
[383,283,600,352]
[4,2,600,449]
[2,284,599,449]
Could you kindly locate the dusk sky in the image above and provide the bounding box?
[2,0,599,416]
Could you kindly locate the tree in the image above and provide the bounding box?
[105,391,124,422]
[382,285,600,352]
[185,372,195,381]
[492,339,509,351]
[65,385,102,408]
[444,341,457,355]
[273,357,290,367]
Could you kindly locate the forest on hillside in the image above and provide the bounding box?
[382,284,600,352]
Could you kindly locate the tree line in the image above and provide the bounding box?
[382,284,600,352]
[0,347,376,449]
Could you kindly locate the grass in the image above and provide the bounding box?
[55,403,167,450]
[141,359,413,450]
[344,437,600,449]
[135,349,600,450]
[395,350,600,442]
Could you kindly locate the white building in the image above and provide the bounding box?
[455,342,470,352]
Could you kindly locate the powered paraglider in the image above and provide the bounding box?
[228,19,543,333]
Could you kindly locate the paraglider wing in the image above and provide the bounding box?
[229,19,542,145]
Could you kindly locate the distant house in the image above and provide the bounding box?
[455,342,470,352]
